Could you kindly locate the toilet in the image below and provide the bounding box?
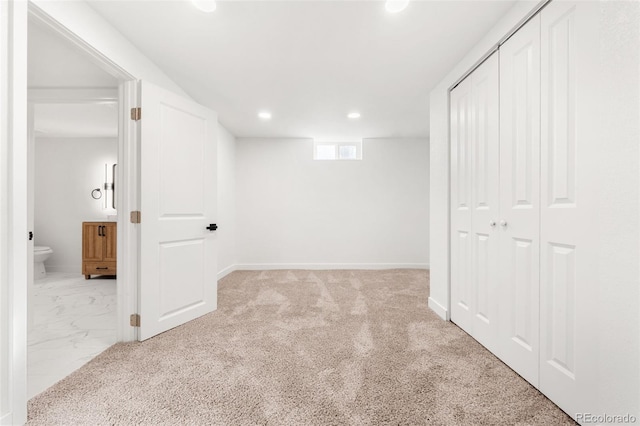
[34,246,53,280]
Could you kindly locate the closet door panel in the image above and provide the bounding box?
[450,77,474,333]
[499,14,541,387]
[540,1,599,418]
[470,53,500,353]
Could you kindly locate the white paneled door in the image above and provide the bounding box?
[450,74,474,334]
[139,81,218,341]
[498,14,541,387]
[450,2,601,420]
[450,52,500,354]
[469,53,500,354]
[539,1,599,416]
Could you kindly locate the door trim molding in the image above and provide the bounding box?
[1,0,29,423]
[117,81,139,342]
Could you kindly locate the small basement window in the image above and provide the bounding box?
[313,140,362,160]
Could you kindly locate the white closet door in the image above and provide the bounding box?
[450,53,500,351]
[539,1,599,417]
[499,14,541,387]
[469,53,500,353]
[450,76,474,333]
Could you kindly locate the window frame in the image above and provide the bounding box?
[313,140,363,161]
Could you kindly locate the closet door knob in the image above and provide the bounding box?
[489,221,496,227]
[500,220,508,228]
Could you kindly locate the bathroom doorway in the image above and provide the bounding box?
[26,15,122,399]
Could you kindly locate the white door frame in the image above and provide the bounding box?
[1,0,28,424]
[2,2,141,423]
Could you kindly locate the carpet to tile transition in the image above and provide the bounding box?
[27,269,574,425]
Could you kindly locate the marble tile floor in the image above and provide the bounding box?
[28,272,117,399]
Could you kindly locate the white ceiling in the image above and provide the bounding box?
[28,19,119,138]
[87,0,518,140]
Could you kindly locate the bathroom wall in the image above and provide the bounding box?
[34,137,117,273]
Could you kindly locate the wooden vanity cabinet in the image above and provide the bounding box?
[82,222,117,279]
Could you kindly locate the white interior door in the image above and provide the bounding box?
[539,1,599,416]
[450,53,500,354]
[139,81,218,341]
[498,14,541,387]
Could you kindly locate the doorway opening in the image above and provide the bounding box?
[25,10,133,399]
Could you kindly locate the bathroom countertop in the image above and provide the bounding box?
[84,216,117,222]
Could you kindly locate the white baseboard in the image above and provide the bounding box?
[217,264,237,280]
[428,297,449,321]
[234,263,429,271]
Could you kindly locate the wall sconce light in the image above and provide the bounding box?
[91,164,117,210]
[103,163,117,210]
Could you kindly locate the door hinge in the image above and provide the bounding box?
[130,107,141,121]
[130,314,141,327]
[130,210,141,224]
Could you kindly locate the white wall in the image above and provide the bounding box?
[596,1,639,416]
[217,125,236,279]
[34,137,117,273]
[429,0,639,418]
[236,138,429,269]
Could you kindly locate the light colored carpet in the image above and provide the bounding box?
[28,269,574,425]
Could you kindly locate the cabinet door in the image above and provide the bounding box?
[103,222,117,262]
[82,222,104,262]
[539,1,599,417]
[498,14,541,387]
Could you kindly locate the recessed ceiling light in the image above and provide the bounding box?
[347,112,361,119]
[191,0,217,13]
[385,0,410,13]
[258,111,272,120]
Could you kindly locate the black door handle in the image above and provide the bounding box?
[206,224,218,231]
